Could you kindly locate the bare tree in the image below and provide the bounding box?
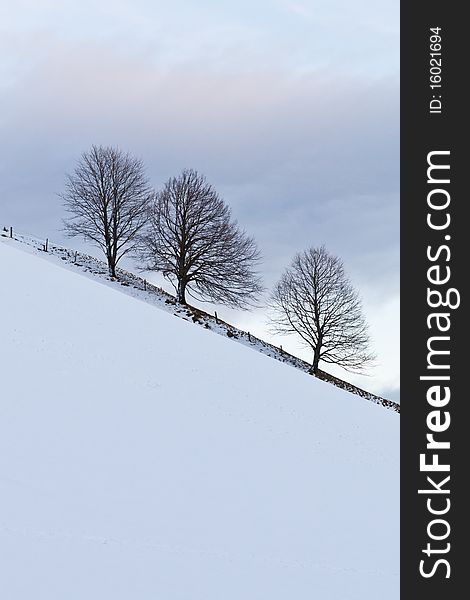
[271,246,374,374]
[139,169,263,306]
[62,145,153,278]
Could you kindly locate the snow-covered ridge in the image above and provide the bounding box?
[1,227,399,412]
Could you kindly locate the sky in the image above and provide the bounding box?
[0,0,399,400]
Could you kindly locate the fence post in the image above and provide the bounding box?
[248,331,251,342]
[9,226,12,238]
[44,238,48,252]
[214,311,218,323]
[74,251,77,263]
[144,279,147,291]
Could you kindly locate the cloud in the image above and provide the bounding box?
[2,38,398,269]
[282,2,314,18]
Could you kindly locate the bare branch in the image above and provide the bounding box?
[270,246,375,374]
[61,145,153,278]
[137,169,263,307]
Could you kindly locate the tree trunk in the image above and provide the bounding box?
[177,279,187,304]
[311,346,321,375]
[107,254,117,278]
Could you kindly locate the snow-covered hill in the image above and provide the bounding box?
[0,239,398,599]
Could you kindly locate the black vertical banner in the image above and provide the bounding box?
[401,2,467,599]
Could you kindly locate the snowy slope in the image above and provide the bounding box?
[0,239,399,600]
[1,230,400,411]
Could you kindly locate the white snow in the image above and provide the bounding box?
[0,238,399,599]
